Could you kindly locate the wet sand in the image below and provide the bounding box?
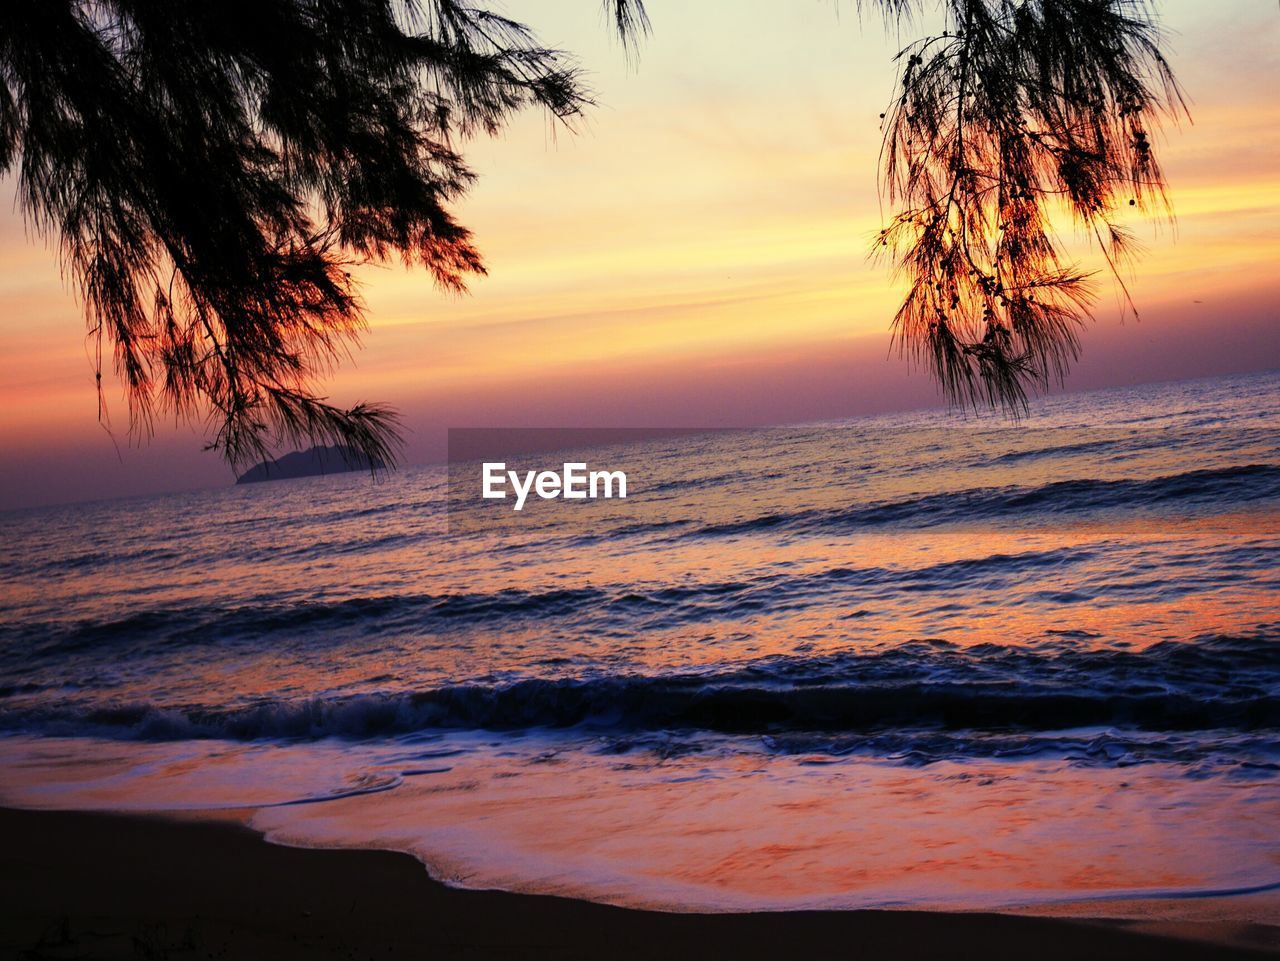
[1,807,1277,960]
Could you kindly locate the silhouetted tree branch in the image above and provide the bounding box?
[0,0,1183,469]
[0,0,645,468]
[872,0,1186,410]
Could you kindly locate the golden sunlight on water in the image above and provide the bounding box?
[2,375,1277,917]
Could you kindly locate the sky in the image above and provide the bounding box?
[0,0,1277,510]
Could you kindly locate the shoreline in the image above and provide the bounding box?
[2,807,1277,960]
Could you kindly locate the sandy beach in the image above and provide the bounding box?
[1,806,1276,960]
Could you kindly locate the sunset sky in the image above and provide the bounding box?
[1,0,1277,510]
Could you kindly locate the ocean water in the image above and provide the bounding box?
[1,370,1278,911]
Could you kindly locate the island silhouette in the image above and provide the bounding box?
[235,445,387,485]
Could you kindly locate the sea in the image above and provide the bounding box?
[1,369,1278,912]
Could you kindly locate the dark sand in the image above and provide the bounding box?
[1,807,1276,960]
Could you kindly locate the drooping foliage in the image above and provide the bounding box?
[0,0,1181,469]
[0,1,646,467]
[875,0,1185,409]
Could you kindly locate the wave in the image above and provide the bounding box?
[5,587,610,656]
[4,634,1276,745]
[8,539,1277,666]
[0,546,1106,656]
[985,438,1121,465]
[682,463,1280,539]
